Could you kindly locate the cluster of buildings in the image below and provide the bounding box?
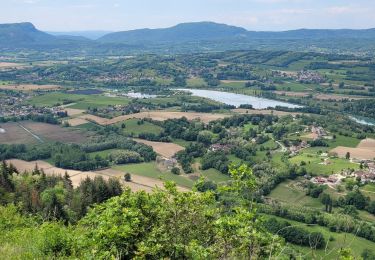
[310,163,375,187]
[289,141,309,156]
[311,174,342,185]
[156,156,178,170]
[353,163,375,183]
[95,73,157,83]
[297,70,325,84]
[209,143,233,152]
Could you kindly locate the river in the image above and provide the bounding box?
[177,88,302,109]
[349,116,375,126]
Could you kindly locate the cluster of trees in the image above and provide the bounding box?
[259,202,375,243]
[0,113,59,124]
[175,143,205,173]
[0,162,122,223]
[0,164,295,259]
[0,136,156,171]
[201,151,229,174]
[264,218,326,249]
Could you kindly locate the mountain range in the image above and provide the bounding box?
[1,21,375,51]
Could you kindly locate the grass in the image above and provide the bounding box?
[268,179,323,209]
[261,139,278,150]
[326,135,361,149]
[200,168,231,183]
[360,183,375,200]
[187,77,207,87]
[113,162,194,188]
[89,148,122,158]
[262,214,375,259]
[289,154,358,175]
[117,119,163,136]
[28,92,130,109]
[171,138,193,147]
[275,82,314,92]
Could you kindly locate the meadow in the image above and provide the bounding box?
[262,214,375,259]
[113,162,194,188]
[28,92,130,108]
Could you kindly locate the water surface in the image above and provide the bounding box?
[177,88,302,109]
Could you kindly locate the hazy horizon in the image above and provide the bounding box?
[1,0,375,32]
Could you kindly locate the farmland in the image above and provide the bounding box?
[0,84,61,91]
[0,121,87,144]
[1,47,375,258]
[133,139,184,158]
[28,92,130,108]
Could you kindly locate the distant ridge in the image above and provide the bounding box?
[0,21,375,50]
[48,30,112,40]
[0,22,57,46]
[98,22,248,43]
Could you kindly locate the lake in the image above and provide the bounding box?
[177,89,302,109]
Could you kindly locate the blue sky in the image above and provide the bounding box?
[1,0,375,31]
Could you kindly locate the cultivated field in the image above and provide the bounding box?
[274,91,310,97]
[66,118,90,126]
[330,147,375,160]
[232,108,302,116]
[0,121,87,144]
[330,138,375,160]
[133,138,184,158]
[357,138,375,152]
[6,159,188,191]
[0,84,61,91]
[314,94,367,101]
[77,111,230,126]
[63,107,85,116]
[0,62,26,69]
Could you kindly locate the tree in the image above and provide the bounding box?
[124,173,131,182]
[367,201,375,215]
[171,167,180,175]
[76,166,282,259]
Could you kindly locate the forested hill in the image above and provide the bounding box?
[98,22,249,43]
[1,22,375,52]
[99,22,375,43]
[0,22,92,48]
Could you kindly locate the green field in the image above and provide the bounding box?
[268,179,323,208]
[89,148,122,158]
[360,183,375,201]
[275,82,314,92]
[117,119,163,136]
[200,168,231,183]
[113,162,194,188]
[262,214,375,259]
[289,154,358,175]
[28,92,130,109]
[187,77,207,87]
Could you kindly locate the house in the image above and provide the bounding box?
[354,170,375,183]
[209,144,233,152]
[156,156,177,169]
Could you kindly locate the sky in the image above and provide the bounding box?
[1,0,375,31]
